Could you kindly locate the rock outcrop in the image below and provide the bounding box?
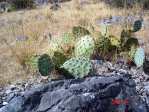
[0,73,148,112]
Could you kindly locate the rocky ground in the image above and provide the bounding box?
[0,1,149,111]
[0,59,149,111]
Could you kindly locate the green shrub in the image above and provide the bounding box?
[10,0,34,9]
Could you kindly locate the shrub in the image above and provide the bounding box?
[9,0,34,9]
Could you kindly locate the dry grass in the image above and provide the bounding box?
[0,0,148,86]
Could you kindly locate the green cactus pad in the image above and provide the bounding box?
[72,26,90,38]
[61,32,75,45]
[133,20,142,32]
[52,51,67,69]
[109,35,120,47]
[74,35,95,58]
[120,29,132,47]
[124,37,139,51]
[97,36,111,51]
[61,57,92,78]
[38,54,54,76]
[134,47,145,67]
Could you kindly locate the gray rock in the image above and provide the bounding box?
[16,35,28,41]
[0,96,24,112]
[0,73,148,112]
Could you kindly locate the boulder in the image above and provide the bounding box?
[0,73,148,112]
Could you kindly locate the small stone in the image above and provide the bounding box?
[2,102,8,106]
[16,35,28,41]
[5,89,12,94]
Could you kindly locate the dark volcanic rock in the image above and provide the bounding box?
[143,58,149,75]
[0,74,148,112]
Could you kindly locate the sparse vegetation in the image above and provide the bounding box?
[0,0,149,85]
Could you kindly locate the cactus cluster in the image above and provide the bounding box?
[61,57,92,78]
[74,35,95,58]
[120,20,142,50]
[24,19,145,79]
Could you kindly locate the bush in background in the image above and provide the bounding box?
[9,0,35,9]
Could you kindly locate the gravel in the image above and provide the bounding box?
[0,59,149,109]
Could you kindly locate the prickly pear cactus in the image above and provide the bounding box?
[124,37,139,51]
[120,29,132,47]
[38,54,54,76]
[74,35,95,58]
[61,57,92,78]
[61,32,75,45]
[97,36,111,52]
[72,26,90,38]
[134,47,145,67]
[52,51,67,69]
[133,20,142,32]
[109,35,120,47]
[26,55,40,70]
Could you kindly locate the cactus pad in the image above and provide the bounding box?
[61,32,75,45]
[97,36,111,52]
[72,26,90,38]
[109,35,120,47]
[124,37,139,50]
[133,20,142,32]
[61,57,92,78]
[134,47,145,67]
[120,29,132,47]
[38,54,54,76]
[74,35,95,58]
[52,51,67,69]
